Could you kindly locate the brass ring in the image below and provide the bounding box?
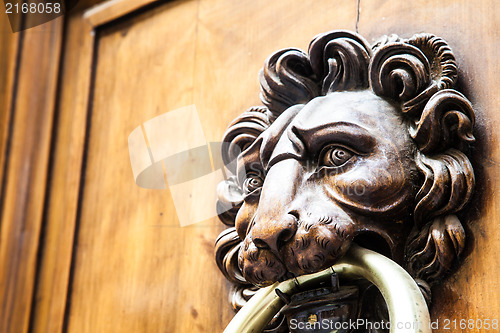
[223,244,431,333]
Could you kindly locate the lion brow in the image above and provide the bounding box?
[291,121,376,155]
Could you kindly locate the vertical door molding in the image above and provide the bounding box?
[0,14,63,333]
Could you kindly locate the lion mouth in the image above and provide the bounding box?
[283,236,351,274]
[239,223,355,286]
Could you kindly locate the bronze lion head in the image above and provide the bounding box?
[215,30,475,310]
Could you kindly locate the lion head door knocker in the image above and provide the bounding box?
[215,30,475,333]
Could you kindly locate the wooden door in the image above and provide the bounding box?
[1,1,499,333]
[29,1,360,332]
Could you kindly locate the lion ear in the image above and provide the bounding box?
[370,34,458,116]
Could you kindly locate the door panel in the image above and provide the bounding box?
[66,2,206,332]
[57,1,358,332]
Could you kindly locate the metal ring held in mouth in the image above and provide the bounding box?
[223,244,431,333]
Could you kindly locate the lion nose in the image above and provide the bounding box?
[251,212,298,254]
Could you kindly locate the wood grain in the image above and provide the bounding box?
[0,16,63,333]
[0,10,19,212]
[193,0,359,142]
[357,0,500,331]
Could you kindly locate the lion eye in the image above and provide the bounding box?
[243,173,264,194]
[321,146,354,167]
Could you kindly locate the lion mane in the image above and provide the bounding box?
[215,30,475,309]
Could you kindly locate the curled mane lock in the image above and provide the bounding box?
[410,89,475,153]
[259,49,318,117]
[308,30,372,94]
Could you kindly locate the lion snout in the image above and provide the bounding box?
[250,212,298,254]
[239,209,357,285]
